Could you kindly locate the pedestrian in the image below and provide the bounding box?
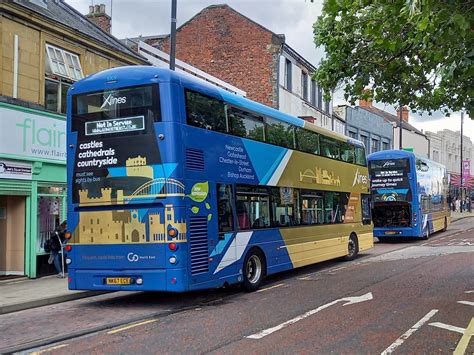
[51,220,67,278]
[455,199,460,212]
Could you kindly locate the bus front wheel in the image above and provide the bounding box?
[242,248,266,292]
[344,234,359,261]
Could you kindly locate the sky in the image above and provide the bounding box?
[66,0,473,141]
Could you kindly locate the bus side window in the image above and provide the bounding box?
[185,90,227,133]
[217,184,235,233]
[355,147,367,166]
[361,194,371,225]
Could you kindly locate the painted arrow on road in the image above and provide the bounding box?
[246,292,373,339]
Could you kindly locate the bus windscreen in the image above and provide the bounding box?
[71,85,161,205]
[369,159,411,202]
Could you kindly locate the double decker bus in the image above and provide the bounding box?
[368,150,450,240]
[66,66,373,292]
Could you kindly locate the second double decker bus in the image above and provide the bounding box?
[66,66,373,292]
[368,150,450,240]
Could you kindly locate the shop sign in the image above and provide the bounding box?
[0,159,32,180]
[0,106,66,161]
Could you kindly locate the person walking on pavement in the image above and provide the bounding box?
[51,220,67,278]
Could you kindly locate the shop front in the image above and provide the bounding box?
[0,102,66,278]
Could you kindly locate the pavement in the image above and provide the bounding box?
[0,275,106,315]
[0,211,472,316]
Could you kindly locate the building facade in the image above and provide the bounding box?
[334,105,393,153]
[426,129,474,194]
[126,4,333,130]
[0,0,146,277]
[358,100,429,157]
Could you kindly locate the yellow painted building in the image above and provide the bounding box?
[0,1,147,277]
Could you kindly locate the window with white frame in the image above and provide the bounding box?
[45,44,83,114]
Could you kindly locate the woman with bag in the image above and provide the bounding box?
[51,220,67,278]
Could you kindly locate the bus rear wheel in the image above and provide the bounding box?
[242,248,266,292]
[422,228,430,240]
[343,234,359,261]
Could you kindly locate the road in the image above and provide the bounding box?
[2,218,473,354]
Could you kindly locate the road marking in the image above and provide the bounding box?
[30,344,69,354]
[457,301,474,306]
[246,292,373,339]
[429,322,465,334]
[256,283,284,293]
[381,309,438,355]
[465,290,474,294]
[454,318,474,355]
[107,319,158,334]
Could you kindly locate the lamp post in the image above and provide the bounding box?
[170,0,177,71]
[460,110,464,212]
[399,104,403,150]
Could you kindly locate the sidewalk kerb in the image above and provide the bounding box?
[0,291,108,315]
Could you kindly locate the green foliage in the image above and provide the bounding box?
[313,0,473,116]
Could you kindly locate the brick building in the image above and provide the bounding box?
[125,4,333,130]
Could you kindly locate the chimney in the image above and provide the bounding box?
[396,106,410,122]
[85,3,111,34]
[358,89,373,108]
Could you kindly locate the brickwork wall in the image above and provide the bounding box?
[158,5,283,107]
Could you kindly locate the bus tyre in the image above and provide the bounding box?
[423,228,430,240]
[344,234,359,261]
[242,248,266,292]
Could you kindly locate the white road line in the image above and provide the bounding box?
[31,344,69,354]
[381,309,438,355]
[247,292,373,340]
[429,322,465,334]
[457,301,474,306]
[465,290,474,294]
[256,283,284,293]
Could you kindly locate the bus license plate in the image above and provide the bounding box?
[385,231,397,235]
[106,277,131,285]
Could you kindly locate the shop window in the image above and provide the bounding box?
[45,78,72,114]
[236,186,270,229]
[270,187,300,227]
[37,195,64,253]
[186,90,227,133]
[217,184,235,233]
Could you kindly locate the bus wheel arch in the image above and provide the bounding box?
[241,247,266,292]
[343,233,359,261]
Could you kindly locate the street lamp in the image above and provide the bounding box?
[460,110,464,213]
[170,0,177,71]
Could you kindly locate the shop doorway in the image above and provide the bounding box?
[0,195,26,277]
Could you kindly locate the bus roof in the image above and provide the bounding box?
[70,66,364,148]
[367,150,447,170]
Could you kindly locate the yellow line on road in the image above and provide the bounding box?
[30,344,69,354]
[107,319,158,335]
[256,283,284,293]
[454,317,474,355]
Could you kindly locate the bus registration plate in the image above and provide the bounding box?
[106,277,131,285]
[385,231,397,235]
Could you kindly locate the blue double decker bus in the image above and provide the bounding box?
[66,66,373,292]
[368,150,450,240]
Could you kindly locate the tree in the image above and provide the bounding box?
[313,0,473,116]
